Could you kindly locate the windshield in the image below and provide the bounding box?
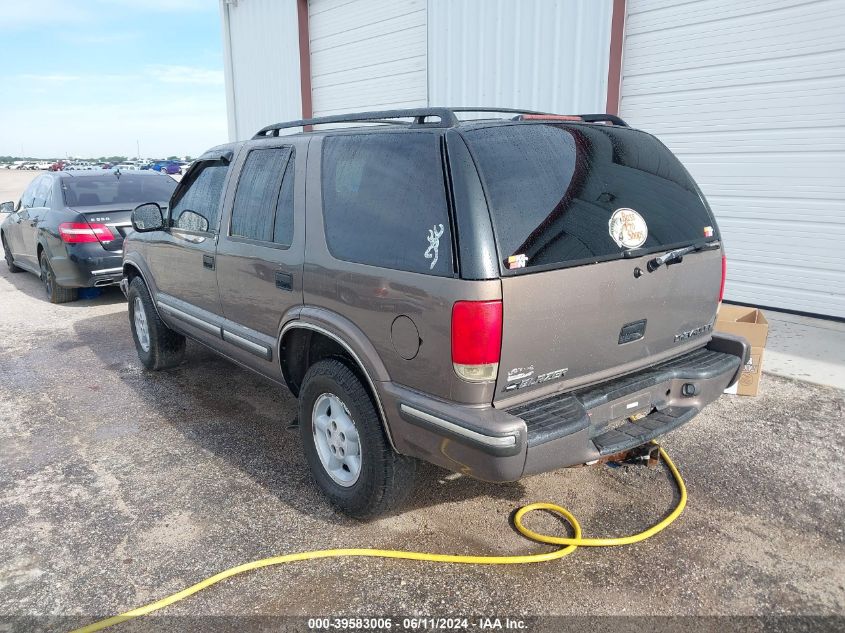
[61,174,177,207]
[462,123,718,272]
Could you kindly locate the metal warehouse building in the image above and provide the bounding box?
[219,0,845,319]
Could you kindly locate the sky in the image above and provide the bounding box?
[0,0,227,159]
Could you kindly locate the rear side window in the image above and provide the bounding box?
[170,160,229,233]
[321,133,453,276]
[462,124,717,272]
[32,177,51,207]
[21,178,40,208]
[230,147,294,245]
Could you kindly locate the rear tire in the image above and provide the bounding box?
[39,251,77,303]
[299,359,416,519]
[2,234,23,273]
[127,276,185,370]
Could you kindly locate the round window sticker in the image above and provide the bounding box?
[608,208,648,249]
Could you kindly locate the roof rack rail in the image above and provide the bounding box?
[253,108,459,138]
[511,112,629,127]
[580,113,629,126]
[252,108,629,138]
[450,108,628,126]
[449,106,555,116]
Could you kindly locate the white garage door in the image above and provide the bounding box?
[308,0,427,117]
[620,0,845,318]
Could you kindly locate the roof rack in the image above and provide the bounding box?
[252,107,628,138]
[253,108,459,138]
[512,113,629,126]
[449,106,555,116]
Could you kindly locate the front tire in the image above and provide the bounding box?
[299,359,416,518]
[39,251,77,303]
[2,234,23,273]
[127,276,185,370]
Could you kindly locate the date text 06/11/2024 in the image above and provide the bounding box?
[307,616,528,630]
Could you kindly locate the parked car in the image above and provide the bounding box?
[121,107,749,518]
[1,170,177,302]
[150,161,181,175]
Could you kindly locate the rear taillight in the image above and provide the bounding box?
[451,300,502,382]
[719,253,727,303]
[58,222,114,244]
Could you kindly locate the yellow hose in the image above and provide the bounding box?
[70,445,686,633]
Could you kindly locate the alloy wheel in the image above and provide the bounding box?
[40,255,52,297]
[312,393,362,487]
[133,297,151,352]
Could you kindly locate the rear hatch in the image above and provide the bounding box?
[460,122,723,405]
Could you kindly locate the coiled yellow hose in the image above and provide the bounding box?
[71,444,686,633]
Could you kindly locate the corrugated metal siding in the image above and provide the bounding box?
[620,0,845,318]
[428,0,613,115]
[221,0,302,140]
[308,0,427,116]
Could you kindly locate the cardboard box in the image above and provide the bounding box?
[715,305,768,396]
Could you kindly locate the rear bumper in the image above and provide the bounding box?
[50,243,123,288]
[382,333,749,482]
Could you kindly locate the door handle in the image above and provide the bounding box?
[275,271,293,291]
[203,254,215,270]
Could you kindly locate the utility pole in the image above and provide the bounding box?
[136,139,141,160]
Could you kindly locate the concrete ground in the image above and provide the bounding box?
[1,171,844,631]
[765,311,845,390]
[0,169,47,204]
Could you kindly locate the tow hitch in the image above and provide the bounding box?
[599,443,661,468]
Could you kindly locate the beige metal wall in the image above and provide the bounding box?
[620,0,845,317]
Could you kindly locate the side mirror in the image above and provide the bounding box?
[131,202,165,232]
[176,210,209,233]
[0,201,14,214]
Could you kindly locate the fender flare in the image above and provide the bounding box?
[122,260,164,320]
[279,309,396,449]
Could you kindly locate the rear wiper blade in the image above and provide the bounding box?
[647,241,720,272]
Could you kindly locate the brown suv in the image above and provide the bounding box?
[121,108,749,517]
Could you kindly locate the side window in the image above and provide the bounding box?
[20,178,39,209]
[230,147,293,244]
[274,157,295,246]
[170,160,229,233]
[321,133,453,276]
[32,177,51,207]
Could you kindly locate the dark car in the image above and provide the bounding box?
[121,108,749,517]
[1,170,177,302]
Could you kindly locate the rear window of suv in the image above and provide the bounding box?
[461,123,718,272]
